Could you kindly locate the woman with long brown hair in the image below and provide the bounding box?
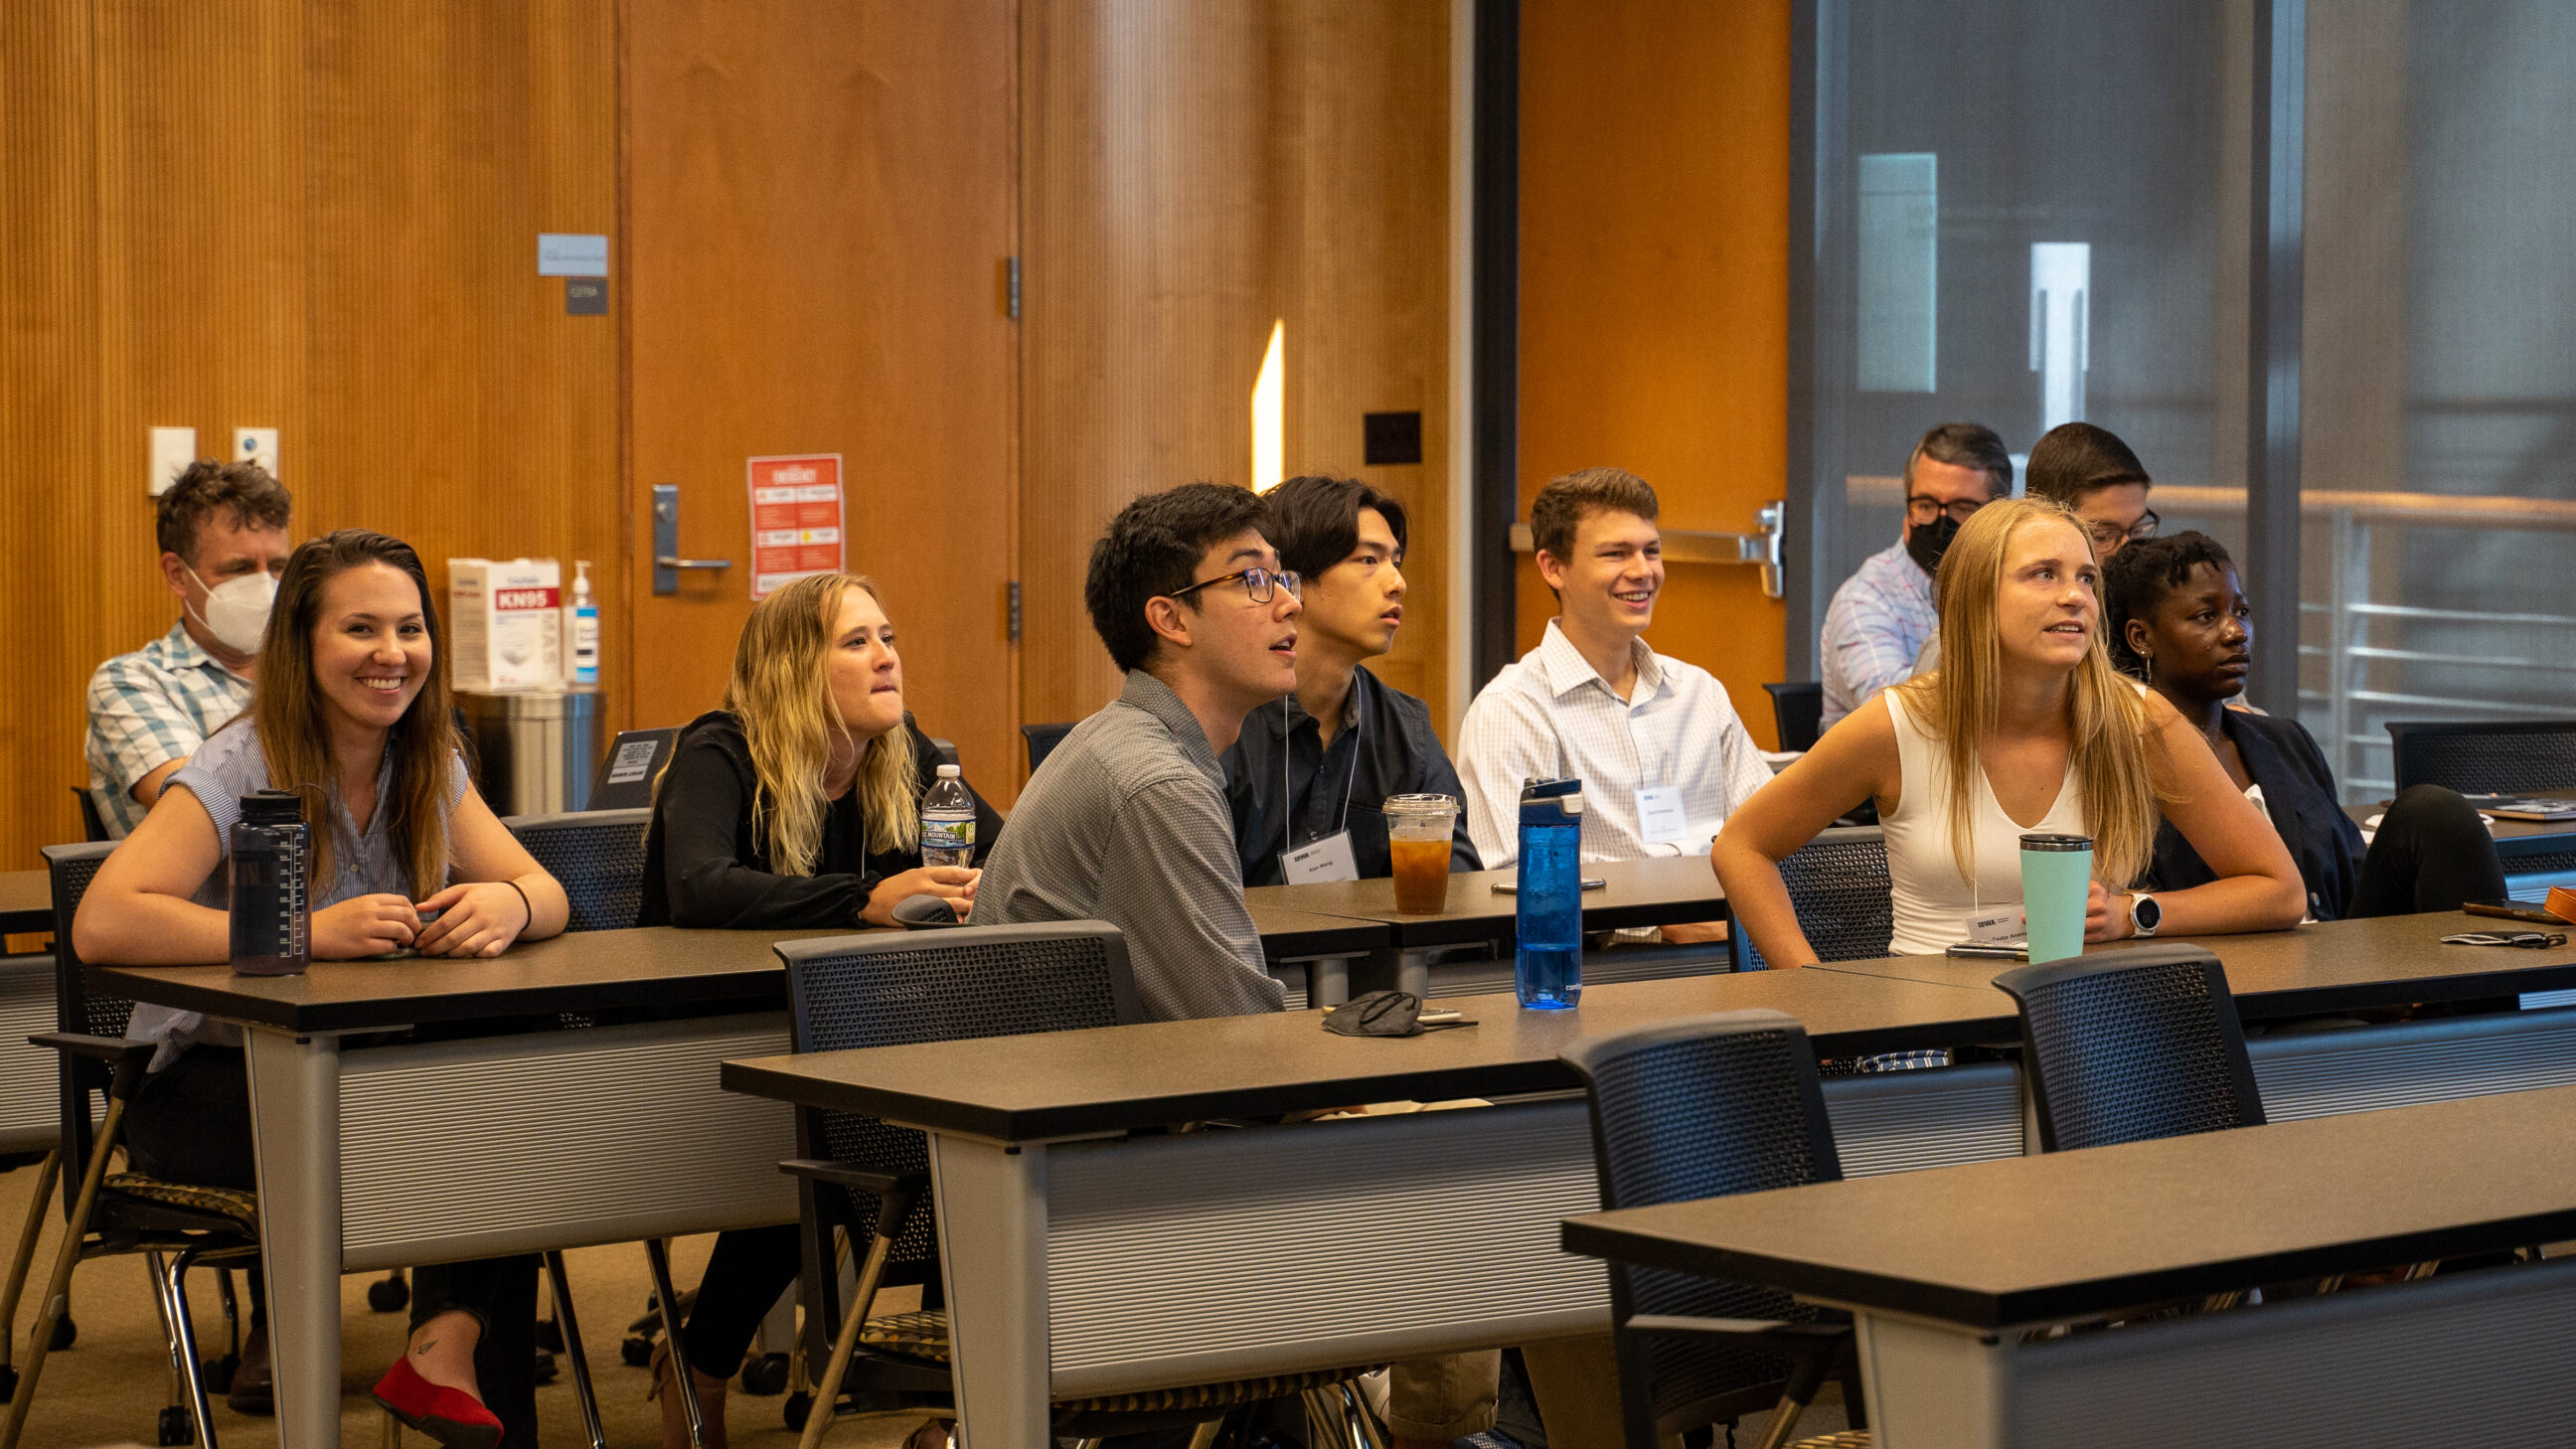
[637,570,999,1444]
[78,529,568,1446]
[1714,497,2305,966]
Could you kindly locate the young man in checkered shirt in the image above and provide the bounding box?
[85,461,292,837]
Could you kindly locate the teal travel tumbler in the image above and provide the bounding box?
[2019,832,2093,964]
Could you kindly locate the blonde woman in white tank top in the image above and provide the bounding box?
[1714,499,2304,965]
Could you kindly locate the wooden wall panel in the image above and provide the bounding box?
[623,0,1021,791]
[1518,0,1793,746]
[0,0,107,868]
[0,0,619,869]
[1020,0,1452,750]
[301,0,621,710]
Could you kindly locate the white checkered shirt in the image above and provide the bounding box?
[1820,539,1937,731]
[86,619,253,837]
[1456,619,1775,869]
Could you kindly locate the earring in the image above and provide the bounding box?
[2139,650,2155,686]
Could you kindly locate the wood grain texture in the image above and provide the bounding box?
[0,0,617,868]
[1019,0,1451,755]
[1517,0,1792,746]
[623,0,1021,793]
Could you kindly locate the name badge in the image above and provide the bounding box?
[1965,906,2027,944]
[1636,786,1691,845]
[1282,831,1361,886]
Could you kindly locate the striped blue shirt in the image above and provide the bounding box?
[85,620,254,837]
[1820,541,1937,731]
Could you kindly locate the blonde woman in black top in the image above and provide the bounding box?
[639,571,1000,1443]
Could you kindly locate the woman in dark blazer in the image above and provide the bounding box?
[2104,532,2504,918]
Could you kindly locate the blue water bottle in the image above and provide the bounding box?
[1515,777,1584,1010]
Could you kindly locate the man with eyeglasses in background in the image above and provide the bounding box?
[2024,420,2159,559]
[977,481,1302,1020]
[1818,422,2013,730]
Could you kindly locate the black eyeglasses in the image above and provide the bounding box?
[1169,566,1301,605]
[2085,510,2161,549]
[1905,495,1990,525]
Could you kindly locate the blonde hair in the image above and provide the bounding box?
[1891,497,2166,889]
[723,572,919,876]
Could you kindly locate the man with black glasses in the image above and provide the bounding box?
[2025,420,2159,560]
[1819,422,2013,729]
[978,482,1302,1020]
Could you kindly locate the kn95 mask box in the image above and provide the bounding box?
[448,558,563,690]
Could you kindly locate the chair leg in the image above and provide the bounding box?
[796,1229,897,1449]
[644,1239,709,1449]
[160,1249,222,1449]
[0,1149,62,1382]
[544,1251,607,1449]
[0,1095,129,1449]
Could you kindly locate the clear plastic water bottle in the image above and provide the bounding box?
[1515,777,1584,1010]
[920,764,976,869]
[231,790,311,977]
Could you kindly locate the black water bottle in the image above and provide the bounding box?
[230,790,311,977]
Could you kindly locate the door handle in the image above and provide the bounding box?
[652,484,733,595]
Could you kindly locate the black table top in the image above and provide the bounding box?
[0,871,50,937]
[2346,788,2576,852]
[1563,1081,2576,1330]
[719,968,2011,1142]
[1245,856,1727,949]
[95,907,1392,1036]
[1813,910,2576,1019]
[93,925,858,1034]
[1242,902,1389,962]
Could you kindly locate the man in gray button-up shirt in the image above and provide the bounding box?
[978,483,1303,1021]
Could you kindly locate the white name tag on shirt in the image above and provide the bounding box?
[1635,786,1692,845]
[1282,831,1361,886]
[1965,906,2027,944]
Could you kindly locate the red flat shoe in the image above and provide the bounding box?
[373,1356,503,1449]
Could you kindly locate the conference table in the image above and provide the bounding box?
[1244,854,1734,998]
[0,870,49,938]
[1563,1081,2576,1447]
[84,902,1401,1449]
[719,910,2576,1447]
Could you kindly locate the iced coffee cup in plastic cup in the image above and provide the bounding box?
[1383,794,1458,913]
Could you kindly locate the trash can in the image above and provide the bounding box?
[455,690,604,816]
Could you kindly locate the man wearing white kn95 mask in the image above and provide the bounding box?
[86,459,293,838]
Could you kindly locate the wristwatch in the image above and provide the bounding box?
[2130,893,2163,938]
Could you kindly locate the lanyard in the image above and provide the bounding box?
[1282,695,1364,857]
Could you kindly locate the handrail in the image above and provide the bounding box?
[1845,475,2576,532]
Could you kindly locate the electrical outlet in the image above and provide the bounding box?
[234,426,279,480]
[149,427,197,495]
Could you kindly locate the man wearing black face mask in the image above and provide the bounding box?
[1818,422,2012,730]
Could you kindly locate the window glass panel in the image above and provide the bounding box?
[2303,1,2576,801]
[1838,0,2242,587]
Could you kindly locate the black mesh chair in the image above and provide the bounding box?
[503,807,651,933]
[72,788,111,845]
[1021,722,1075,775]
[1761,683,1825,753]
[1563,1010,1864,1449]
[2386,719,2576,797]
[1994,945,2264,1154]
[774,925,1381,1448]
[5,843,257,1449]
[1729,828,1889,973]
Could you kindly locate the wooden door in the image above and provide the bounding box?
[624,0,1021,791]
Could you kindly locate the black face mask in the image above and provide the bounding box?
[1905,511,1963,575]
